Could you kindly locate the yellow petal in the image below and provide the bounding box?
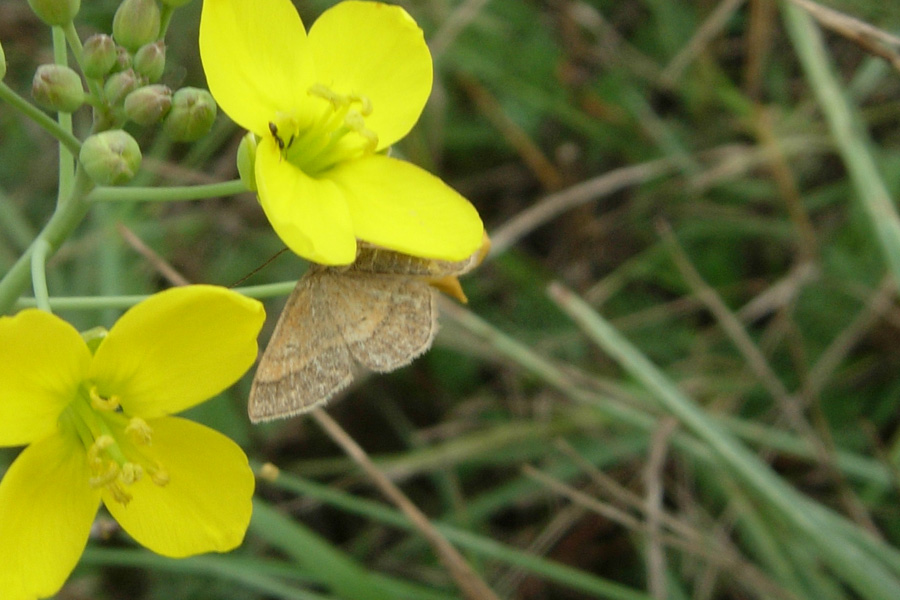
[0,433,100,600]
[256,137,357,265]
[200,0,317,136]
[0,309,90,447]
[308,1,432,150]
[330,154,484,261]
[102,417,254,557]
[89,286,265,418]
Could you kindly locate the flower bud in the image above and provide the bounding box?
[133,41,165,82]
[32,64,84,113]
[163,87,216,141]
[80,130,142,185]
[82,34,117,79]
[104,68,140,106]
[0,40,6,82]
[111,45,132,73]
[124,84,171,125]
[27,0,80,26]
[113,0,161,53]
[236,132,257,191]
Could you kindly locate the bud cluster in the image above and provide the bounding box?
[24,0,220,185]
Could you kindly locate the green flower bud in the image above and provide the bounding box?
[27,0,80,26]
[0,40,6,82]
[32,64,84,113]
[111,45,132,73]
[82,34,117,79]
[104,68,140,106]
[236,132,257,191]
[113,0,161,53]
[124,84,171,125]
[133,41,165,82]
[163,87,216,142]
[80,130,142,185]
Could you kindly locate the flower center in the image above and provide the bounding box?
[63,385,169,506]
[268,84,378,176]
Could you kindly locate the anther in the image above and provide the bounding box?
[89,386,120,411]
[125,417,153,445]
[119,462,144,485]
[149,463,170,486]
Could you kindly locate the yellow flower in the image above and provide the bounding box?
[199,0,484,265]
[0,286,265,600]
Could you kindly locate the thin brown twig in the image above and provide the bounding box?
[488,157,678,256]
[644,418,678,600]
[521,465,798,600]
[660,0,748,86]
[456,74,564,190]
[788,0,900,72]
[655,219,810,434]
[310,409,502,600]
[116,223,190,286]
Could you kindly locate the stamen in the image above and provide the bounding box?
[89,461,119,488]
[308,83,350,108]
[89,386,120,411]
[107,482,132,505]
[149,463,170,486]
[87,434,115,465]
[119,462,144,485]
[344,111,378,152]
[125,418,153,445]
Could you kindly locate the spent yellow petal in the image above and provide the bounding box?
[0,433,100,600]
[308,1,432,150]
[330,154,484,261]
[89,285,265,418]
[256,137,357,264]
[0,309,90,446]
[199,0,316,136]
[102,417,254,557]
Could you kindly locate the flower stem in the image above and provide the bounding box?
[52,26,76,198]
[0,82,81,156]
[0,170,94,315]
[87,180,248,203]
[30,238,52,313]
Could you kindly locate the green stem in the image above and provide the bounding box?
[87,180,248,202]
[14,281,298,311]
[30,239,52,312]
[52,26,75,198]
[782,2,900,290]
[0,171,94,315]
[0,83,81,156]
[62,22,103,100]
[158,3,175,37]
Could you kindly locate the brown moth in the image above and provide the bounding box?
[248,242,484,422]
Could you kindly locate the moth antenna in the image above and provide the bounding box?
[230,247,291,288]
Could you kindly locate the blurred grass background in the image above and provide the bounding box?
[4,0,900,598]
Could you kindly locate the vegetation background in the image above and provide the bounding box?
[3,0,900,598]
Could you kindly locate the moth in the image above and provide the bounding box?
[248,242,485,422]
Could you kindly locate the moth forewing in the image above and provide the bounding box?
[247,274,354,423]
[249,242,480,422]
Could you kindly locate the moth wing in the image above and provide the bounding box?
[249,274,353,423]
[327,271,438,373]
[353,243,485,278]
